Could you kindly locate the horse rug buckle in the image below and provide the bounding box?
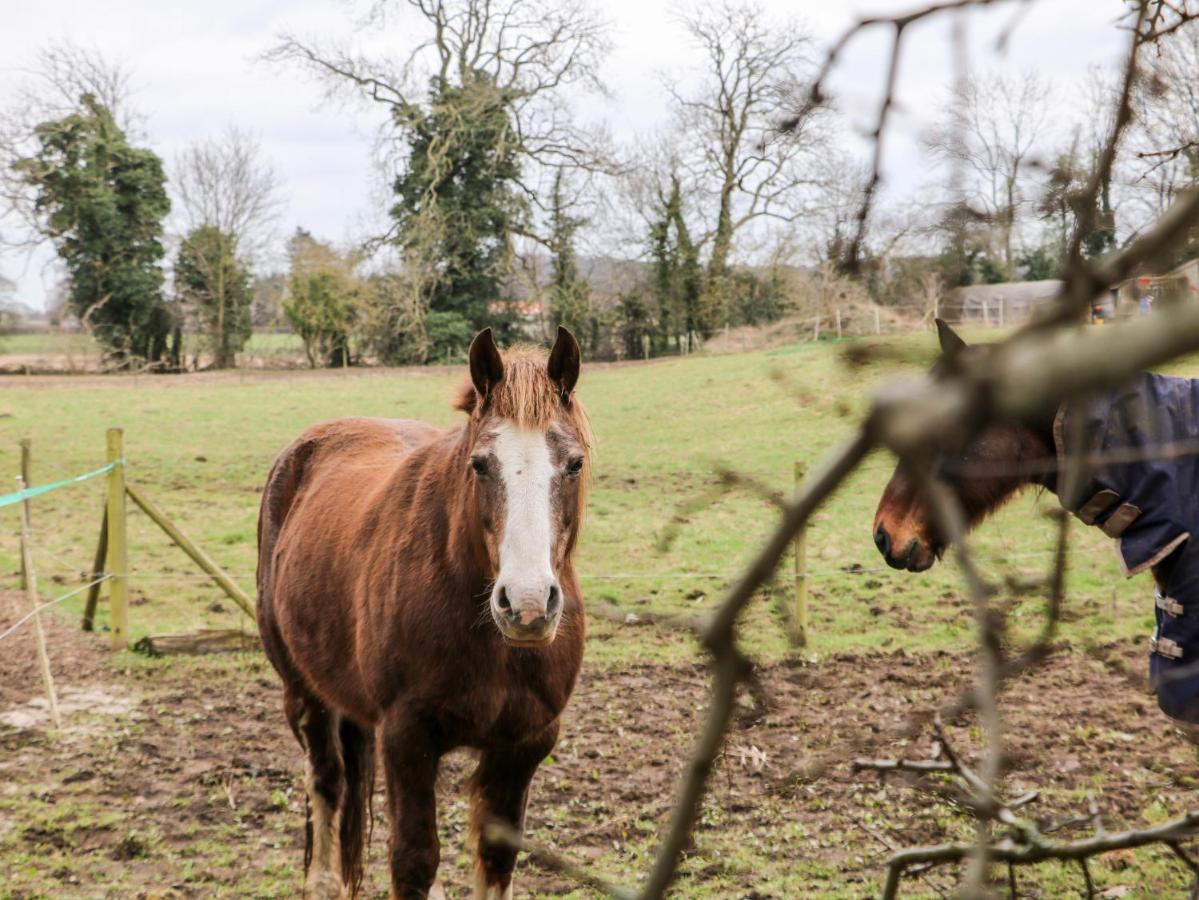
[1151,635,1185,659]
[1156,591,1186,618]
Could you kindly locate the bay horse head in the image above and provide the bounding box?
[872,320,1055,571]
[459,325,591,647]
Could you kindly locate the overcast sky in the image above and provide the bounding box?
[0,0,1132,310]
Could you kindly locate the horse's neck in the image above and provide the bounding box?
[1027,411,1060,493]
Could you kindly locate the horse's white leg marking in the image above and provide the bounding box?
[304,756,344,900]
[428,880,447,900]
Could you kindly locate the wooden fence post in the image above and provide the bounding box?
[19,440,30,589]
[105,429,129,650]
[790,461,810,647]
[835,307,843,339]
[17,443,61,728]
[874,306,881,335]
[81,507,108,632]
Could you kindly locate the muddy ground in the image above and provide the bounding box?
[3,592,1199,898]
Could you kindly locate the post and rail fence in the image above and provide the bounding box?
[3,437,816,728]
[0,428,255,668]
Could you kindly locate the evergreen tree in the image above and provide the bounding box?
[649,176,703,353]
[14,95,173,367]
[175,225,253,368]
[283,229,360,368]
[547,170,592,349]
[392,72,523,355]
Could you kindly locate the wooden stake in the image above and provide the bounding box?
[105,428,129,650]
[16,445,61,728]
[790,461,810,648]
[125,481,256,620]
[19,440,31,589]
[874,305,882,335]
[835,307,843,339]
[81,506,108,632]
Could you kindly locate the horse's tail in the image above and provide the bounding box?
[339,717,376,897]
[257,437,315,610]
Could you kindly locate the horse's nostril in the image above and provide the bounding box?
[496,586,512,614]
[546,584,561,617]
[874,524,891,558]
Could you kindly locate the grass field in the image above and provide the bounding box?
[3,329,1199,897]
[0,328,1167,656]
[0,330,306,370]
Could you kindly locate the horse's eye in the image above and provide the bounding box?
[566,457,584,476]
[471,456,490,477]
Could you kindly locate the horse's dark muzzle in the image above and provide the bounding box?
[875,524,936,572]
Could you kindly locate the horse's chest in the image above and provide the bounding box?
[424,665,571,746]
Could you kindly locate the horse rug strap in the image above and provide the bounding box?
[1055,373,1199,722]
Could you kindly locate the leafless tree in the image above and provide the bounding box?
[172,129,282,368]
[924,69,1052,278]
[665,0,822,289]
[174,128,282,261]
[266,0,611,221]
[1129,23,1199,222]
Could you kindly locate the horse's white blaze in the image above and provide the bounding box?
[493,422,556,614]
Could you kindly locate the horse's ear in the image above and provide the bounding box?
[469,328,504,398]
[547,326,581,402]
[935,318,967,361]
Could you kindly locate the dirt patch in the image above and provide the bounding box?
[1,612,1197,897]
[0,591,113,711]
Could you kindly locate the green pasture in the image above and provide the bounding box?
[0,330,100,357]
[0,329,305,366]
[0,327,1178,662]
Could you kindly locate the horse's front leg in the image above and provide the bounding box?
[381,711,444,900]
[470,723,560,900]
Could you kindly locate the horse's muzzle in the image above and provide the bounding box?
[874,524,939,572]
[492,583,563,646]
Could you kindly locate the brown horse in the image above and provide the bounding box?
[256,327,591,899]
[872,319,1199,724]
[872,319,1057,573]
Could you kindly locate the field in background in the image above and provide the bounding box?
[0,330,307,372]
[0,327,1161,657]
[3,329,1199,897]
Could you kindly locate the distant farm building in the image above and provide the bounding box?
[1116,258,1199,308]
[947,279,1063,326]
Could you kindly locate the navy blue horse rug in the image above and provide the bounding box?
[1056,372,1199,722]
